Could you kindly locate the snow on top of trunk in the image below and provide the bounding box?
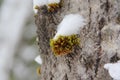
[34,55,42,65]
[54,14,86,39]
[104,60,120,80]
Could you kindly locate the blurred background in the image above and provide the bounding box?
[0,0,40,80]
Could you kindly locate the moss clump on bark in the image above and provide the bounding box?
[34,5,40,10]
[50,34,80,56]
[36,67,41,76]
[48,0,63,13]
[34,0,63,14]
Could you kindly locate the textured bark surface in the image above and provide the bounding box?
[35,0,120,80]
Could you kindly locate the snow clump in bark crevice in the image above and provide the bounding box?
[104,60,120,80]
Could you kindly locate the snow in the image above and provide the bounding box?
[34,55,42,64]
[48,0,60,4]
[54,14,86,39]
[104,60,120,80]
[33,0,48,13]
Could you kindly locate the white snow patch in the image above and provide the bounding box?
[104,60,120,80]
[48,0,60,4]
[34,55,42,64]
[54,14,86,39]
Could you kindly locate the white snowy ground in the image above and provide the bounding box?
[0,0,40,80]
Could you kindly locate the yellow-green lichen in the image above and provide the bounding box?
[50,34,80,56]
[36,67,41,76]
[33,5,40,17]
[34,5,40,10]
[34,0,63,14]
[47,0,63,13]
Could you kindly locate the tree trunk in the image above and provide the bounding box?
[35,0,120,80]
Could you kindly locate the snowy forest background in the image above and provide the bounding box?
[0,0,39,80]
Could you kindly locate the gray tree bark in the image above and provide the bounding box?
[35,0,120,80]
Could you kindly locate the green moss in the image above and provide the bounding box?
[48,3,60,12]
[36,67,41,76]
[35,0,63,14]
[47,0,63,13]
[50,34,80,56]
[34,5,39,9]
